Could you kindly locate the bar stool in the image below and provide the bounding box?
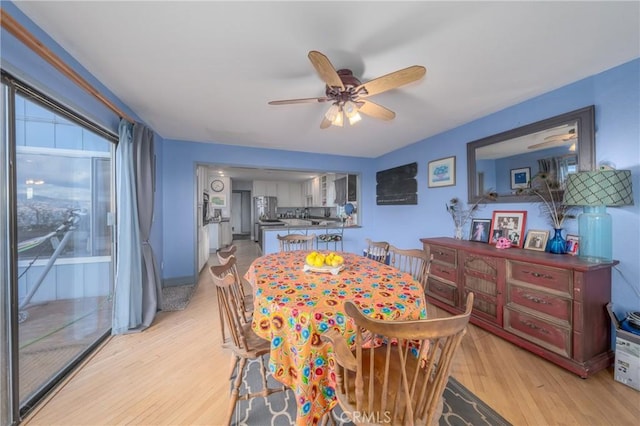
[316,221,344,251]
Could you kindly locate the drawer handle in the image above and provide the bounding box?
[437,268,450,275]
[520,319,550,335]
[523,294,549,305]
[522,270,552,280]
[435,250,445,256]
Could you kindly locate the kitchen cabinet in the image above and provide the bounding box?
[276,182,302,207]
[420,237,616,378]
[322,174,336,206]
[303,177,321,206]
[209,221,232,251]
[209,223,221,252]
[221,221,232,247]
[253,180,278,197]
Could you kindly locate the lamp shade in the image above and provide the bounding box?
[563,170,634,206]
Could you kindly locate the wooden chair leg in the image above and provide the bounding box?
[226,357,247,426]
[229,354,239,380]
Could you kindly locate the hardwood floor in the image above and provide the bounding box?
[23,240,639,425]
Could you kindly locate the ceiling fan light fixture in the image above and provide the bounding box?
[348,111,362,125]
[343,100,358,118]
[332,108,344,127]
[325,104,340,121]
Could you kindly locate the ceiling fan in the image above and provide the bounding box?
[268,51,426,128]
[528,128,577,150]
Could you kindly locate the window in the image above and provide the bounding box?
[2,74,116,416]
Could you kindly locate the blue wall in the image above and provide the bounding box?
[372,59,639,316]
[3,2,639,317]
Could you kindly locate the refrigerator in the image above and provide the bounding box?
[253,196,278,240]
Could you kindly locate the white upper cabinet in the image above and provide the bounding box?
[253,180,278,197]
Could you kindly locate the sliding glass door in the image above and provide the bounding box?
[2,74,115,420]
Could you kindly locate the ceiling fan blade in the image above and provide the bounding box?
[358,100,395,121]
[268,97,330,105]
[308,51,345,90]
[356,65,426,97]
[528,137,576,150]
[320,116,332,129]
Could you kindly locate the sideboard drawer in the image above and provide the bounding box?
[430,262,457,284]
[425,277,457,307]
[508,261,572,297]
[504,306,571,358]
[428,244,457,267]
[508,284,572,325]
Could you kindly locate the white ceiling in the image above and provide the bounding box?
[12,1,640,159]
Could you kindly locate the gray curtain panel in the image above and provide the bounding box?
[133,123,162,326]
[113,120,142,334]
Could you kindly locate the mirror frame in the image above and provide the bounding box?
[467,105,595,204]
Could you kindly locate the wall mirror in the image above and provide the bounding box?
[467,106,595,204]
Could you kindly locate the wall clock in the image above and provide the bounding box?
[210,179,224,192]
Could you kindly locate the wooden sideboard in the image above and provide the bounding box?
[420,237,617,378]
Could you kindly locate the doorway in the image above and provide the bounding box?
[231,190,251,239]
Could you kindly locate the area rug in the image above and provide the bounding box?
[161,284,196,311]
[231,355,512,426]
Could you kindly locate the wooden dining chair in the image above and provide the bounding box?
[217,246,253,320]
[388,245,431,286]
[277,233,316,251]
[364,238,390,263]
[322,292,474,426]
[208,260,285,425]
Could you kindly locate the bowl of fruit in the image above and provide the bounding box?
[303,251,345,275]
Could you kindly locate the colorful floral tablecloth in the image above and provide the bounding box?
[245,250,427,425]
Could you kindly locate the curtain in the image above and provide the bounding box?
[133,123,161,325]
[334,177,346,205]
[113,120,142,334]
[112,119,160,334]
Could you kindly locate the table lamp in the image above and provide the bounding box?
[563,170,633,263]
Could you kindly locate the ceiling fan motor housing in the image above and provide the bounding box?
[325,69,366,102]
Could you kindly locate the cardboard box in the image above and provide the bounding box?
[606,303,640,391]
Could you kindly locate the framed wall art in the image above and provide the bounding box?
[510,167,531,190]
[488,210,527,248]
[210,194,227,207]
[469,218,492,243]
[524,229,549,251]
[566,234,579,256]
[428,156,456,188]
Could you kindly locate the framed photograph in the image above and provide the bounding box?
[469,219,492,243]
[488,210,527,248]
[566,234,580,256]
[210,194,227,207]
[510,167,531,190]
[428,156,456,188]
[524,229,549,251]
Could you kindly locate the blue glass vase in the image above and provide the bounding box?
[547,228,567,254]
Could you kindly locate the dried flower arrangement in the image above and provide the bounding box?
[446,192,497,238]
[522,173,578,229]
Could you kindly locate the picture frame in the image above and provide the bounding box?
[469,218,492,243]
[210,194,227,207]
[524,229,549,251]
[428,156,456,188]
[510,167,531,190]
[566,234,580,256]
[488,210,527,248]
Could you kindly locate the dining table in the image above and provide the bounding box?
[244,250,427,425]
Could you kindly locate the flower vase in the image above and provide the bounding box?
[454,226,464,240]
[547,228,566,254]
